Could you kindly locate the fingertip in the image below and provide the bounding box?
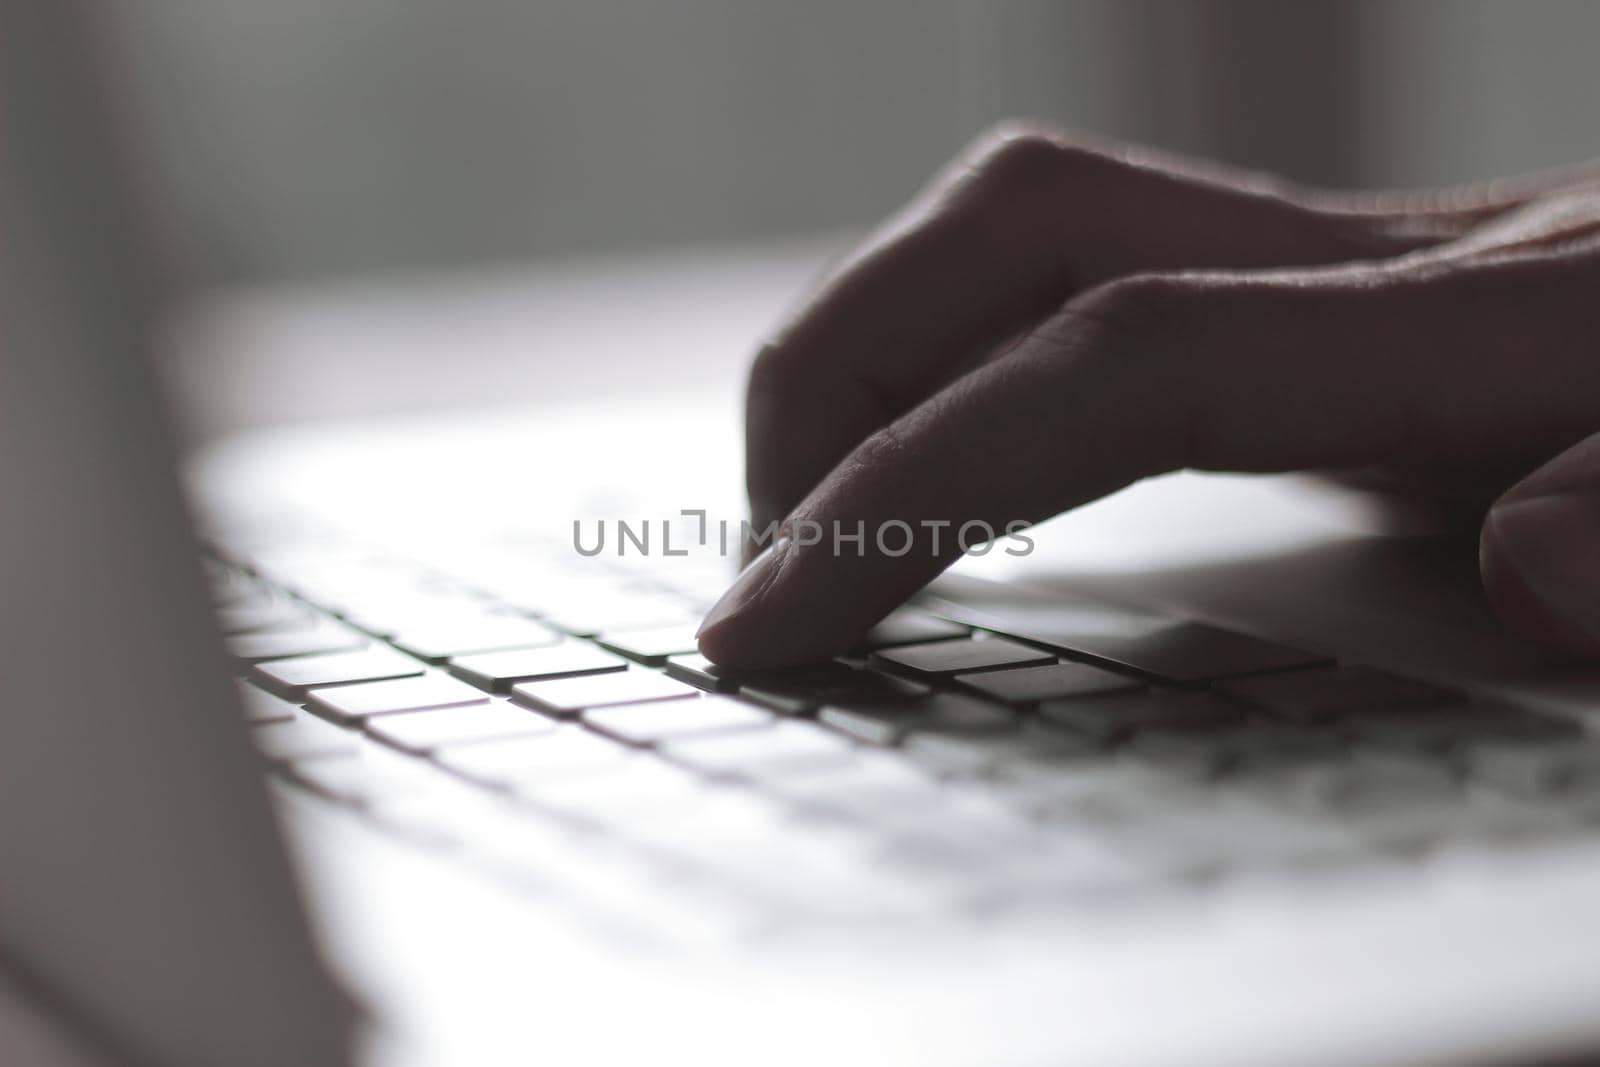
[1480,496,1600,659]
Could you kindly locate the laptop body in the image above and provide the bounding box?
[0,6,354,1066]
[11,6,1600,1066]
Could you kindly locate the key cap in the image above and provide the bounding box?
[957,662,1142,704]
[852,609,969,652]
[913,693,1019,735]
[252,713,359,761]
[1035,691,1241,742]
[338,590,490,638]
[1341,702,1571,752]
[435,728,636,787]
[816,706,907,746]
[742,668,930,716]
[539,596,698,636]
[214,600,311,635]
[252,647,424,698]
[1217,666,1452,722]
[511,755,710,816]
[1255,751,1459,817]
[228,623,367,663]
[291,744,457,804]
[391,614,559,662]
[769,754,947,815]
[1465,736,1600,797]
[283,756,371,804]
[236,680,298,723]
[206,564,262,607]
[449,644,627,693]
[584,695,775,745]
[820,692,1015,746]
[872,636,1054,676]
[1332,755,1461,815]
[663,722,858,777]
[511,668,700,716]
[366,702,558,752]
[663,653,743,693]
[902,728,1097,778]
[1122,725,1234,778]
[305,673,489,723]
[595,624,702,665]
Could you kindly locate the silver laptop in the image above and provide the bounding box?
[10,7,1600,1066]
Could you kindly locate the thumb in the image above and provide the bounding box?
[1481,429,1600,657]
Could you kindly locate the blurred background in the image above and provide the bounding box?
[112,0,1600,436]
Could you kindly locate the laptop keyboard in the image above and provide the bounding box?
[205,538,1600,944]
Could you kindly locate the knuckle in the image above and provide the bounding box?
[1066,274,1200,345]
[960,124,1090,200]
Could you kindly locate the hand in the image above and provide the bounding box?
[696,124,1600,669]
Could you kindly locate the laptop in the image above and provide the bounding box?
[9,7,1600,1065]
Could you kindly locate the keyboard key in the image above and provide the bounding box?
[252,713,359,761]
[512,668,700,716]
[305,673,489,723]
[228,623,367,663]
[1465,736,1600,796]
[816,706,908,746]
[1325,755,1461,815]
[584,695,775,744]
[251,647,424,698]
[663,653,742,693]
[509,756,709,816]
[596,624,702,665]
[283,757,371,804]
[769,754,947,815]
[1122,726,1234,778]
[852,609,969,651]
[956,662,1141,704]
[662,722,858,777]
[236,680,298,723]
[1217,666,1452,722]
[291,744,457,804]
[901,728,1095,778]
[742,667,930,716]
[872,636,1054,677]
[215,600,311,635]
[1035,691,1241,742]
[391,615,559,662]
[1341,703,1569,751]
[539,596,698,636]
[366,702,558,752]
[449,644,627,693]
[1251,751,1459,817]
[912,694,1019,735]
[435,728,635,788]
[817,691,1014,746]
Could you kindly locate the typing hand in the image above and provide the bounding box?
[696,124,1600,669]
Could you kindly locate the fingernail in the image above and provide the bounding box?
[1483,493,1600,646]
[695,537,789,640]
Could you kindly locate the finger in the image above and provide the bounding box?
[704,243,1600,669]
[743,126,1462,555]
[1481,430,1600,657]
